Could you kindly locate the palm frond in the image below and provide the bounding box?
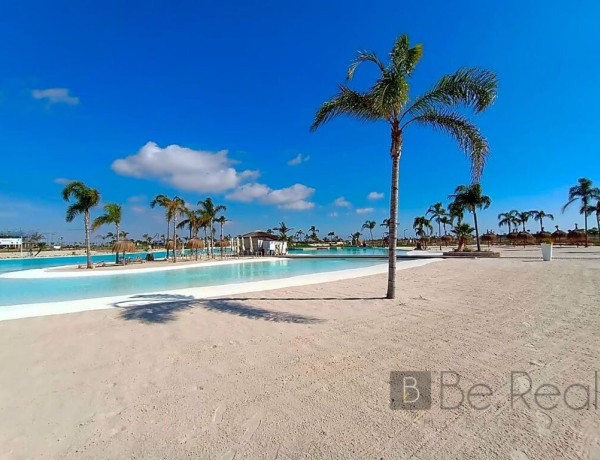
[389,34,422,76]
[405,67,498,117]
[347,51,386,80]
[405,109,489,180]
[66,204,83,223]
[311,85,380,131]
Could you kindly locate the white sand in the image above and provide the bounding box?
[0,246,599,458]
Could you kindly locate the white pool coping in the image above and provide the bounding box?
[0,258,441,322]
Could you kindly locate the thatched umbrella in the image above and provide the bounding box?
[441,235,453,246]
[507,231,520,245]
[535,231,552,243]
[112,240,136,263]
[567,229,586,247]
[552,228,567,245]
[480,233,497,248]
[186,237,205,261]
[517,231,534,248]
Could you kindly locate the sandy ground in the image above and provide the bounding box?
[0,247,599,459]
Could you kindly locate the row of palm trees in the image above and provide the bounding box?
[61,180,229,269]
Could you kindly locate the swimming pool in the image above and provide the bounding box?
[0,257,386,306]
[288,247,396,256]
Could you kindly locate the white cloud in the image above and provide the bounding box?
[131,206,147,215]
[329,211,339,217]
[287,153,310,166]
[127,194,147,204]
[333,197,351,207]
[32,88,79,105]
[226,183,315,210]
[356,207,374,214]
[53,178,74,185]
[368,192,384,200]
[111,142,259,193]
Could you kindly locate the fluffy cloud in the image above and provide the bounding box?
[111,142,259,193]
[333,197,351,207]
[356,207,374,214]
[32,88,79,105]
[226,183,315,210]
[368,191,384,200]
[287,153,310,166]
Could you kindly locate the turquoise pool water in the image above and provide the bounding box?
[0,258,385,306]
[288,247,395,256]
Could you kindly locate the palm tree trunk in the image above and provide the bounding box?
[473,207,481,251]
[539,219,543,233]
[115,222,120,264]
[84,211,93,269]
[438,221,442,250]
[210,219,214,258]
[173,216,178,263]
[166,219,170,260]
[386,132,401,299]
[220,223,224,258]
[584,213,589,248]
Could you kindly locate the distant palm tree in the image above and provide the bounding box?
[497,210,518,235]
[449,184,491,251]
[361,220,376,244]
[413,216,432,239]
[62,181,100,269]
[426,202,446,249]
[448,202,465,226]
[562,178,600,247]
[308,226,319,242]
[198,197,226,258]
[530,210,554,232]
[516,211,532,232]
[311,33,497,299]
[591,201,600,241]
[215,215,229,258]
[274,222,292,241]
[151,194,186,262]
[92,203,122,263]
[439,215,452,235]
[295,230,304,243]
[327,231,336,242]
[350,231,362,246]
[453,223,475,251]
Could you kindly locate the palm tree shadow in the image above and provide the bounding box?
[112,294,324,324]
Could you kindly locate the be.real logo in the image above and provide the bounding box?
[390,371,599,411]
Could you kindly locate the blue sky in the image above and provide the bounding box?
[1,0,599,242]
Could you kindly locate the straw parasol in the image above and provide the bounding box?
[480,232,497,248]
[112,240,136,263]
[552,227,567,245]
[517,231,534,247]
[507,231,520,245]
[535,231,552,243]
[441,235,453,246]
[186,237,205,260]
[567,228,586,246]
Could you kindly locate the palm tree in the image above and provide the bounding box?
[295,230,304,243]
[452,223,475,252]
[215,215,229,258]
[92,203,122,263]
[151,194,186,262]
[516,211,532,232]
[448,202,465,226]
[439,215,452,235]
[497,210,518,235]
[426,202,447,250]
[361,220,376,244]
[311,34,497,298]
[327,231,336,242]
[413,216,433,239]
[308,225,319,242]
[591,201,600,242]
[274,222,292,242]
[62,181,101,269]
[198,197,227,258]
[449,184,491,251]
[530,210,554,233]
[350,231,361,246]
[562,178,600,247]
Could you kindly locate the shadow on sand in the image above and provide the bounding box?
[112,293,325,325]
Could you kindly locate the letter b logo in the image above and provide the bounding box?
[390,371,432,410]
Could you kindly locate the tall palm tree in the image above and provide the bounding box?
[497,210,518,235]
[426,202,446,250]
[151,194,186,262]
[274,222,292,241]
[449,184,491,251]
[308,226,319,242]
[311,34,497,298]
[92,203,123,263]
[530,210,554,233]
[62,181,101,269]
[562,178,600,247]
[215,215,229,258]
[198,197,227,258]
[413,216,433,238]
[361,220,376,244]
[516,211,532,232]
